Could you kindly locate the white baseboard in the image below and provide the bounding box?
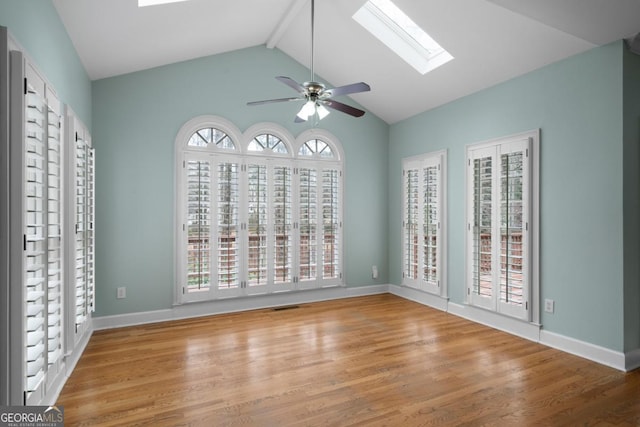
[91,285,637,373]
[539,329,626,371]
[47,318,93,405]
[388,284,448,312]
[626,348,640,371]
[447,302,541,342]
[93,285,388,330]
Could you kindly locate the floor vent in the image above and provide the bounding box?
[272,305,300,311]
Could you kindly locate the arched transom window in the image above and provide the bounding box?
[188,127,236,150]
[175,117,343,303]
[248,133,288,154]
[298,138,334,158]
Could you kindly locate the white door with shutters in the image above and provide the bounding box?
[295,162,343,290]
[402,151,445,295]
[181,153,244,300]
[244,158,296,295]
[467,135,532,321]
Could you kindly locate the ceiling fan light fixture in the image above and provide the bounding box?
[247,0,370,122]
[317,103,330,120]
[297,100,317,120]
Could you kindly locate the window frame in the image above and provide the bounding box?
[175,117,344,304]
[401,150,447,297]
[465,129,540,324]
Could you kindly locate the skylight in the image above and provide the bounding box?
[138,0,191,7]
[353,0,453,74]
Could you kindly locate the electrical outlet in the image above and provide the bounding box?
[372,265,378,279]
[117,287,126,299]
[544,298,554,313]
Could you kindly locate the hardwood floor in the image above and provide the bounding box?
[57,294,640,426]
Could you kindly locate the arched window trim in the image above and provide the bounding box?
[243,122,295,158]
[295,128,344,162]
[176,115,242,153]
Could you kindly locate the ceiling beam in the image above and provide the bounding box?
[266,0,309,49]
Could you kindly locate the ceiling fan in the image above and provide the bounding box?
[247,0,371,122]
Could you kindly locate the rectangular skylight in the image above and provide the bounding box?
[353,0,453,74]
[138,0,191,7]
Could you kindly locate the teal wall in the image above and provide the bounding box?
[1,0,637,354]
[0,0,92,128]
[91,46,389,316]
[389,41,626,351]
[623,45,640,352]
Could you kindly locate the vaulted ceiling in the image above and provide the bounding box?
[52,0,640,124]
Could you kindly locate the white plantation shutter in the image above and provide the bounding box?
[9,50,70,405]
[245,158,295,295]
[402,151,445,295]
[74,132,88,327]
[497,142,529,318]
[297,167,318,288]
[176,121,344,302]
[321,168,341,281]
[64,110,94,349]
[467,133,534,320]
[422,163,439,288]
[215,160,241,296]
[45,88,64,375]
[86,145,95,313]
[403,166,420,283]
[246,162,269,291]
[186,158,212,293]
[24,75,47,397]
[469,146,495,310]
[272,165,293,287]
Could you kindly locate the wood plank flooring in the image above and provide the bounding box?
[57,294,640,426]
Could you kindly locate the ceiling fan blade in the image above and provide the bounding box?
[325,82,371,97]
[247,97,301,106]
[276,76,306,94]
[323,99,366,118]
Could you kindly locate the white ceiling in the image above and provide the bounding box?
[52,0,640,124]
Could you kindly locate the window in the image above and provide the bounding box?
[353,0,453,74]
[175,118,344,303]
[466,130,539,321]
[402,150,447,296]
